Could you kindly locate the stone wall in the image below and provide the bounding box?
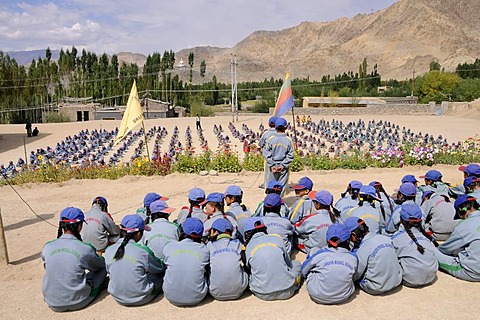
[269,104,434,116]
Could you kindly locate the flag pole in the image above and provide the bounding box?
[291,105,298,150]
[142,122,151,162]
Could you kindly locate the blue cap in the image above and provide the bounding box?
[205,192,225,203]
[369,181,382,187]
[188,188,206,201]
[92,196,108,207]
[459,163,480,176]
[454,194,477,210]
[292,177,313,190]
[121,214,151,233]
[268,116,278,125]
[400,203,423,221]
[144,192,168,207]
[422,190,435,202]
[401,174,418,184]
[244,217,265,232]
[275,118,287,128]
[264,194,282,207]
[267,180,283,190]
[60,207,85,224]
[344,217,362,233]
[399,182,417,197]
[211,218,233,233]
[419,169,442,181]
[309,190,334,206]
[149,200,175,214]
[182,217,204,236]
[326,224,351,244]
[349,180,363,189]
[225,185,242,196]
[359,185,382,201]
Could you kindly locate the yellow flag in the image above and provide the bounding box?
[114,80,144,145]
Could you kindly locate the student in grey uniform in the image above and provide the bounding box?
[401,174,423,205]
[435,195,480,282]
[295,190,340,253]
[202,192,238,239]
[344,217,402,295]
[81,196,120,252]
[105,214,164,306]
[207,218,248,300]
[419,169,450,198]
[369,181,396,228]
[346,185,383,234]
[253,180,290,218]
[142,200,180,260]
[464,176,480,205]
[449,163,480,199]
[386,183,423,234]
[263,118,294,196]
[288,177,315,224]
[175,188,207,225]
[391,203,439,287]
[261,193,294,255]
[163,218,210,306]
[421,188,455,241]
[301,224,358,305]
[259,116,278,188]
[243,217,301,301]
[137,192,169,223]
[334,180,362,219]
[225,185,251,240]
[42,207,106,312]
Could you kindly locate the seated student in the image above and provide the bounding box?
[261,193,294,255]
[391,203,439,287]
[253,180,290,218]
[421,188,455,241]
[464,176,480,204]
[344,217,402,295]
[386,183,424,234]
[32,126,39,136]
[334,180,362,220]
[301,224,358,305]
[289,177,315,224]
[243,217,301,301]
[346,185,383,234]
[81,196,120,253]
[163,218,210,306]
[400,174,423,205]
[105,215,164,306]
[175,188,207,225]
[142,200,179,260]
[42,207,106,312]
[369,181,396,228]
[207,219,248,300]
[202,192,237,239]
[435,195,480,282]
[225,185,251,240]
[295,190,340,253]
[449,163,480,199]
[136,192,169,224]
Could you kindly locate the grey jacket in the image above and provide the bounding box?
[141,218,180,259]
[81,204,120,251]
[253,201,290,218]
[289,196,315,224]
[262,212,294,254]
[176,206,208,225]
[346,202,383,234]
[294,209,334,253]
[421,194,455,236]
[263,133,294,169]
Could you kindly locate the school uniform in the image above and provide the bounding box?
[141,218,180,260]
[263,133,294,196]
[226,202,251,241]
[262,212,294,255]
[289,195,315,224]
[176,206,208,225]
[259,128,277,186]
[294,210,333,253]
[162,238,210,306]
[385,200,425,234]
[421,194,455,241]
[42,234,106,312]
[81,204,120,252]
[253,201,290,218]
[376,193,397,229]
[346,203,382,234]
[105,239,164,306]
[203,212,238,239]
[334,195,359,220]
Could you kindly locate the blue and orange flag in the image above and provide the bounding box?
[273,72,295,118]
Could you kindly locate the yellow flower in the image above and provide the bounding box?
[38,155,44,161]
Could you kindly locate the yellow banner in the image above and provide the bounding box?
[114,80,144,145]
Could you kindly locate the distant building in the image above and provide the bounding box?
[177,58,186,69]
[302,96,418,108]
[57,97,99,121]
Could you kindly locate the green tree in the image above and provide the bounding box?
[416,71,461,103]
[200,59,206,77]
[188,51,194,85]
[430,60,441,71]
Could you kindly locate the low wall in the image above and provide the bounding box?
[269,104,434,116]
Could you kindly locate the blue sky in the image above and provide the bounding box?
[0,0,398,54]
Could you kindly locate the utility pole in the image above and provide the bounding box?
[233,55,238,122]
[411,69,416,97]
[230,54,235,123]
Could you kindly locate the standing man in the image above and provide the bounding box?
[258,116,278,188]
[263,118,294,197]
[196,114,202,131]
[25,120,32,137]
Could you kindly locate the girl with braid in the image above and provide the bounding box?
[202,192,238,239]
[346,185,383,234]
[175,188,207,225]
[369,181,396,228]
[105,214,164,306]
[392,203,439,287]
[42,207,106,312]
[225,185,252,241]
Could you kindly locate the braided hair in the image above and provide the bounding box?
[358,194,377,208]
[401,219,439,254]
[227,194,248,212]
[113,230,141,260]
[57,220,83,241]
[186,198,204,219]
[318,203,340,224]
[372,183,393,221]
[244,224,267,247]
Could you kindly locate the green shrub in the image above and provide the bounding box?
[250,100,271,113]
[45,112,72,123]
[243,153,264,171]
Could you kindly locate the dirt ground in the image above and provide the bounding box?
[0,114,479,319]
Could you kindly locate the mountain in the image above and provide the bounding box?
[6,49,60,65]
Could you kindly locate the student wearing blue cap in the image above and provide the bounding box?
[386,182,425,234]
[202,192,238,239]
[253,180,290,218]
[141,200,180,260]
[295,190,340,253]
[243,217,301,301]
[163,218,210,306]
[137,192,169,224]
[391,203,439,287]
[207,218,248,300]
[260,193,294,255]
[448,163,480,199]
[344,217,402,295]
[334,180,363,219]
[225,185,251,240]
[401,174,423,205]
[288,176,315,224]
[42,207,106,312]
[420,183,456,241]
[258,116,278,188]
[346,185,383,234]
[175,188,207,225]
[105,214,164,306]
[81,196,120,253]
[419,169,450,198]
[369,181,396,226]
[464,176,480,205]
[435,195,480,282]
[301,224,358,304]
[263,118,294,197]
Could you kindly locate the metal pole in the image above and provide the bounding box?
[234,55,238,122]
[291,105,298,151]
[141,122,151,162]
[231,54,235,123]
[0,208,10,265]
[23,137,28,166]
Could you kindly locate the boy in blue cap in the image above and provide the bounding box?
[344,217,402,295]
[346,185,383,234]
[386,182,425,234]
[42,207,106,312]
[391,203,439,287]
[207,218,248,300]
[435,195,480,282]
[225,185,251,240]
[105,214,164,306]
[202,192,238,239]
[334,180,363,219]
[260,193,294,254]
[163,218,210,306]
[301,224,358,304]
[263,118,294,196]
[243,217,301,301]
[175,188,207,225]
[253,180,290,218]
[288,176,314,224]
[258,116,278,188]
[142,200,180,259]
